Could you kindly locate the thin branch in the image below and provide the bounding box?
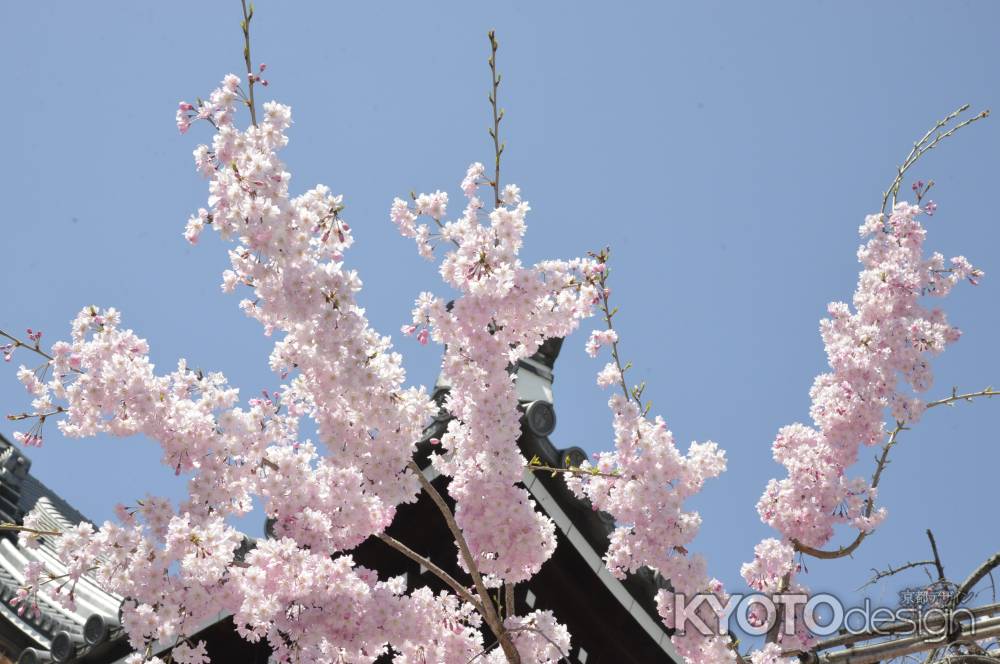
[793,421,904,559]
[240,0,258,126]
[927,529,946,582]
[0,523,62,537]
[0,329,82,374]
[526,462,621,480]
[858,559,938,591]
[590,249,646,411]
[882,104,990,214]
[487,30,503,209]
[376,533,483,611]
[927,387,999,409]
[796,386,997,560]
[505,625,571,663]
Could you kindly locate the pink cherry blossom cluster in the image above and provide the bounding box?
[391,164,598,586]
[568,319,731,662]
[740,202,981,658]
[756,203,980,550]
[5,71,602,663]
[6,73,510,662]
[4,34,989,663]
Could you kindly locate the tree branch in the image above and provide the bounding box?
[796,386,998,560]
[376,533,483,612]
[408,460,520,663]
[240,0,258,126]
[487,30,503,210]
[882,104,990,215]
[0,522,62,537]
[858,559,937,591]
[928,528,946,582]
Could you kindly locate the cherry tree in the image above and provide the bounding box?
[2,5,998,664]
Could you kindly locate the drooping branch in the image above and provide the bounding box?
[795,386,998,560]
[882,104,990,215]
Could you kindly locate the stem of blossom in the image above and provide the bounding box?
[795,387,998,560]
[240,0,258,127]
[487,30,503,210]
[376,533,484,611]
[408,460,520,663]
[882,104,989,214]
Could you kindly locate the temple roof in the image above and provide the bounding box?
[0,434,126,663]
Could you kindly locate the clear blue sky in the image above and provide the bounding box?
[3,1,999,620]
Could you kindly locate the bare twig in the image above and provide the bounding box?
[927,387,999,409]
[859,559,938,591]
[240,0,258,126]
[0,329,82,374]
[487,30,503,209]
[928,529,946,582]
